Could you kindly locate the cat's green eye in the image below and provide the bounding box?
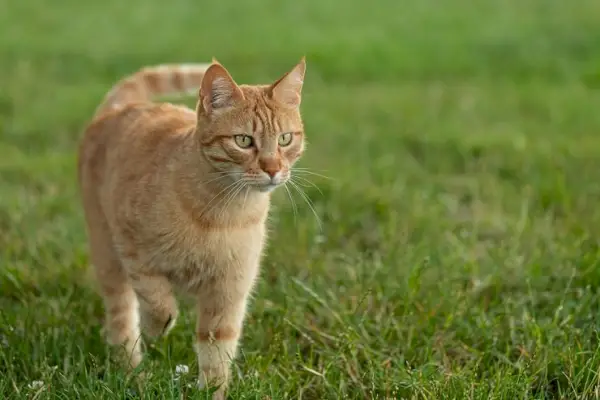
[234,134,254,149]
[278,132,293,147]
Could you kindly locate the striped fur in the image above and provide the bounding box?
[94,63,211,117]
[78,58,306,399]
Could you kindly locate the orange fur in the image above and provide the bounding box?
[77,58,307,398]
[94,63,211,117]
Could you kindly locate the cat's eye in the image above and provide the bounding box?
[278,132,293,147]
[234,134,254,149]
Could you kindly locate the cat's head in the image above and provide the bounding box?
[195,58,306,193]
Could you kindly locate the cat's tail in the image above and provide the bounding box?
[94,63,211,117]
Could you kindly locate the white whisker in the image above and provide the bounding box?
[290,175,323,195]
[200,173,233,186]
[197,179,242,218]
[284,182,298,225]
[218,180,246,219]
[242,184,250,209]
[288,180,322,231]
[292,168,332,181]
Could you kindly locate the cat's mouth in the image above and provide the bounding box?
[247,172,287,193]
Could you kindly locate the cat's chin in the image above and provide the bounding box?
[256,183,280,193]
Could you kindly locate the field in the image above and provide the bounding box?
[2,0,600,398]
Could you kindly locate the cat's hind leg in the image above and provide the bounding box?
[88,227,144,370]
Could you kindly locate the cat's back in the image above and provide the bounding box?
[78,102,196,190]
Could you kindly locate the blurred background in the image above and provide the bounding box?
[1,0,600,398]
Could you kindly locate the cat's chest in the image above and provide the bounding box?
[191,225,265,261]
[178,201,270,269]
[155,225,265,291]
[156,223,267,273]
[123,193,270,279]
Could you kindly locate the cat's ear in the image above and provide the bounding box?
[269,57,306,108]
[199,60,244,116]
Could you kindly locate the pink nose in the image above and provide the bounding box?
[259,159,281,178]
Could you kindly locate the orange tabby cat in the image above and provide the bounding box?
[77,58,306,398]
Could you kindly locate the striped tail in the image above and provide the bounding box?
[94,63,211,117]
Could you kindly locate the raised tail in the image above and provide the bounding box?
[94,63,211,117]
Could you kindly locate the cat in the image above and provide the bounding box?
[77,57,307,398]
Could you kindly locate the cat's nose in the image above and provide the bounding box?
[264,168,280,179]
[259,158,281,178]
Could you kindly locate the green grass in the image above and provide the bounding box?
[2,0,600,398]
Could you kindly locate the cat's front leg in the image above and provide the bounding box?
[194,294,248,399]
[128,271,179,338]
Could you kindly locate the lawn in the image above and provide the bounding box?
[2,0,600,398]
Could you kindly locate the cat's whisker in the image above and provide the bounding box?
[208,180,244,219]
[293,167,328,170]
[241,183,250,209]
[283,182,298,224]
[290,175,323,195]
[218,180,247,219]
[200,173,233,186]
[288,180,322,231]
[229,182,248,214]
[291,169,332,181]
[197,179,243,218]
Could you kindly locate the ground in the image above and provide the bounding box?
[1,0,600,398]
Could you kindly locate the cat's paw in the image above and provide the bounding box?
[197,365,228,400]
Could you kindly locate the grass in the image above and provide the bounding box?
[1,0,600,398]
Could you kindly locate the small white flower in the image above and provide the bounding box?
[27,380,44,390]
[174,364,189,381]
[175,364,189,375]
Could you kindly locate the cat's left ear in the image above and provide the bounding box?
[269,57,306,108]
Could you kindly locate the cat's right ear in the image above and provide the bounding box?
[198,61,244,117]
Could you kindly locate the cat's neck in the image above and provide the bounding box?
[173,130,271,227]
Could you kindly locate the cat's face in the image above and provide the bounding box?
[197,59,306,193]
